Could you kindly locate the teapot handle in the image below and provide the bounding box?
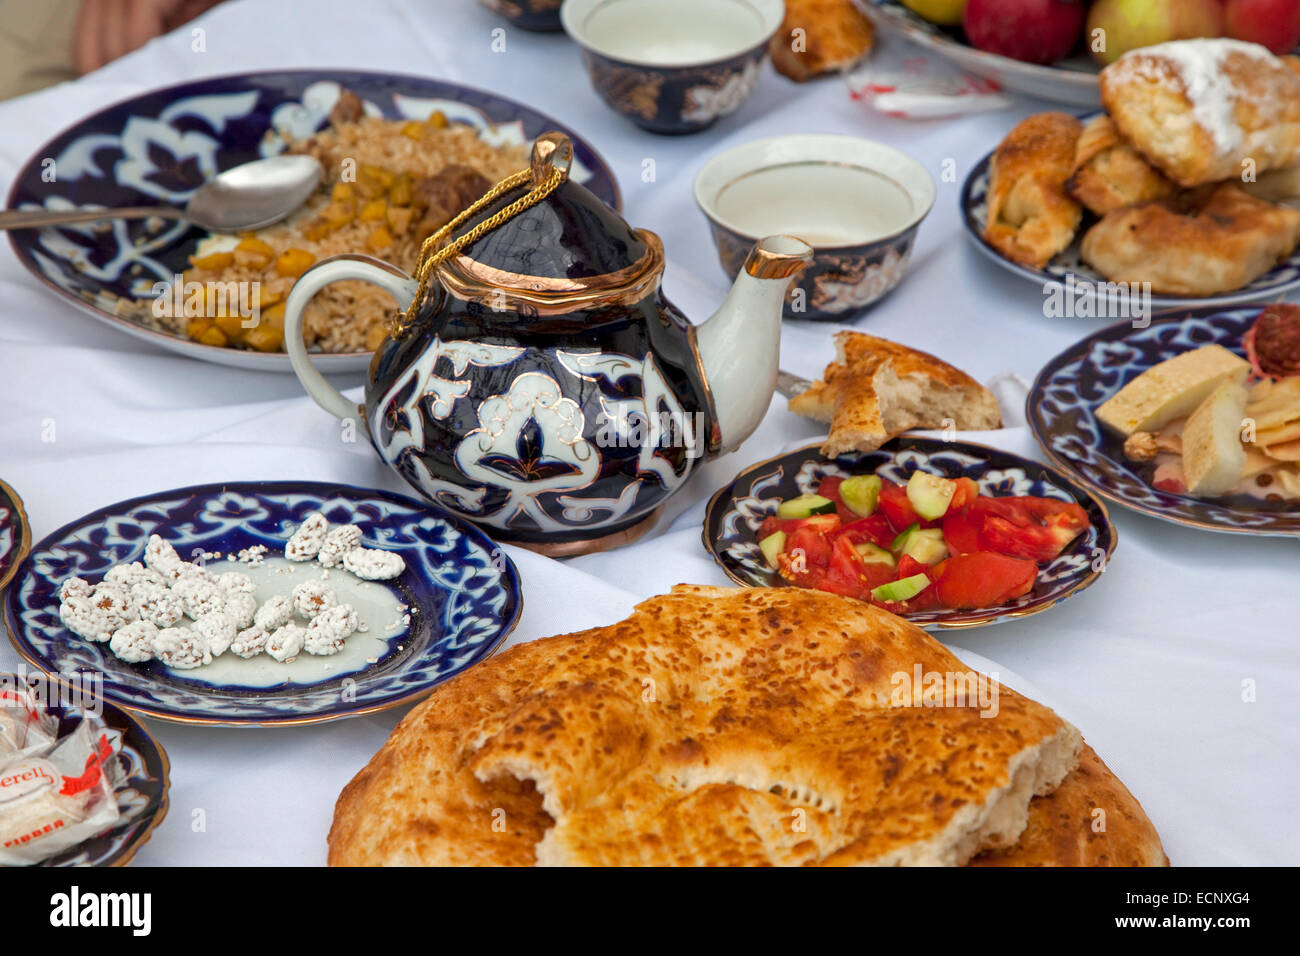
[282,254,419,425]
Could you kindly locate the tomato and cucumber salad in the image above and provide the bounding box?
[756,470,1090,613]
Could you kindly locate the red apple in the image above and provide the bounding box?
[1086,0,1225,65]
[963,0,1087,64]
[1224,0,1300,54]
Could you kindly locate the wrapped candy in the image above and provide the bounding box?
[0,718,123,866]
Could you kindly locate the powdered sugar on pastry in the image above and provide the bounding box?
[1112,39,1277,154]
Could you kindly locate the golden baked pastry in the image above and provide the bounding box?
[984,112,1084,269]
[329,585,1082,867]
[769,0,875,82]
[1081,183,1300,296]
[1066,114,1179,216]
[788,331,1002,457]
[968,745,1169,867]
[1100,38,1300,188]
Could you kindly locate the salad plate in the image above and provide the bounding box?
[1028,305,1300,537]
[4,481,523,726]
[702,437,1115,630]
[6,69,621,373]
[0,479,31,596]
[0,674,173,868]
[853,0,1100,106]
[961,140,1300,311]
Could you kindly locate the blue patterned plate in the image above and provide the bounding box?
[1028,305,1300,537]
[702,438,1116,630]
[0,672,172,867]
[961,134,1300,310]
[6,70,621,373]
[0,479,31,597]
[4,481,523,725]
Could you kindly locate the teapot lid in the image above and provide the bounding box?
[434,133,663,313]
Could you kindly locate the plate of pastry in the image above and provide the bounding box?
[5,70,620,372]
[0,479,31,597]
[1028,302,1300,537]
[4,481,523,725]
[963,40,1300,310]
[328,585,1167,866]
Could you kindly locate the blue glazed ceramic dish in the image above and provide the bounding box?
[702,437,1116,630]
[477,0,563,31]
[0,673,172,867]
[0,479,31,597]
[6,70,621,372]
[562,0,783,135]
[1028,306,1300,537]
[961,136,1300,310]
[4,481,523,726]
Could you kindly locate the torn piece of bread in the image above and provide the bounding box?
[769,0,875,82]
[1067,114,1179,216]
[788,331,1002,456]
[968,744,1169,867]
[984,112,1084,269]
[329,585,1082,867]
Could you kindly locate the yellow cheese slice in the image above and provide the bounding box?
[1181,380,1248,496]
[1096,345,1249,437]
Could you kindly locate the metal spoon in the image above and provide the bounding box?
[0,155,323,233]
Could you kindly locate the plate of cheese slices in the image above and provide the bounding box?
[1029,303,1300,537]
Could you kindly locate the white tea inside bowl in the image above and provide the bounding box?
[577,0,771,65]
[714,164,918,246]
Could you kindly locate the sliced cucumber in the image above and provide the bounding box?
[871,573,932,603]
[759,531,786,569]
[776,493,836,520]
[902,528,949,566]
[855,542,896,569]
[890,522,921,555]
[906,471,957,521]
[839,475,882,517]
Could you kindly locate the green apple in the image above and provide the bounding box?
[902,0,969,28]
[1086,0,1225,66]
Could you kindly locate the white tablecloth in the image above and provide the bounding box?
[0,0,1295,867]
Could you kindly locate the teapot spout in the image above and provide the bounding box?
[695,236,812,453]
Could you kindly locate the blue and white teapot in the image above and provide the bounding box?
[283,133,811,554]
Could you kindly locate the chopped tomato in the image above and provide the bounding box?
[941,507,983,555]
[896,554,931,581]
[976,496,1088,562]
[829,514,896,550]
[785,525,831,569]
[757,516,782,540]
[817,476,844,499]
[877,479,920,531]
[818,475,865,523]
[949,477,981,512]
[934,552,1038,609]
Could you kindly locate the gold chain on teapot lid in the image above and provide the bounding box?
[391,133,573,337]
